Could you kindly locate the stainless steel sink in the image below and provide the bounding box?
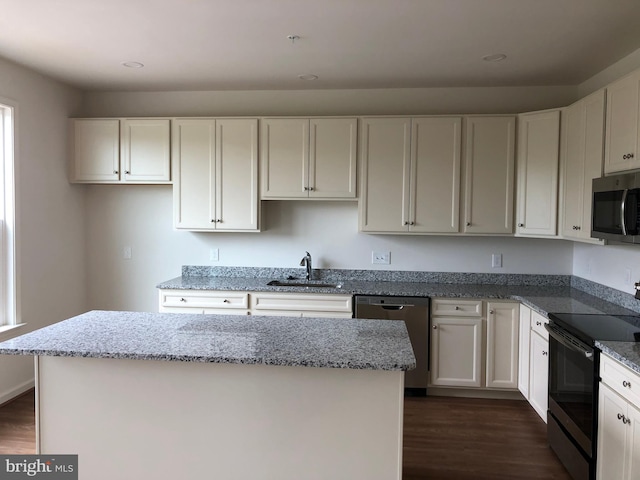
[267,280,341,288]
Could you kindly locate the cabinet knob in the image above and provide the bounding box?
[409,221,415,225]
[125,170,130,174]
[113,170,119,174]
[433,325,437,329]
[217,219,222,223]
[223,299,230,303]
[542,351,548,356]
[489,309,495,314]
[577,226,581,230]
[308,187,314,191]
[466,222,471,227]
[623,380,632,388]
[518,223,524,228]
[455,306,460,310]
[404,221,409,226]
[303,187,309,191]
[211,219,215,223]
[180,298,186,302]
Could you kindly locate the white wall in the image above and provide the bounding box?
[85,185,573,312]
[0,57,85,402]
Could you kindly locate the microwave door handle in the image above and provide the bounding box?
[621,188,629,235]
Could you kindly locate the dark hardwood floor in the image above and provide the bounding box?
[0,390,35,455]
[0,391,571,479]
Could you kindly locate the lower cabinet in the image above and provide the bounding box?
[519,304,549,422]
[429,299,519,390]
[597,354,640,480]
[159,289,353,318]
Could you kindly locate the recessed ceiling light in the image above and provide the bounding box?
[482,53,507,62]
[122,61,144,68]
[298,74,319,81]
[287,35,300,44]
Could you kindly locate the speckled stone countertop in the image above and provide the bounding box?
[597,341,640,376]
[157,266,640,373]
[0,310,416,371]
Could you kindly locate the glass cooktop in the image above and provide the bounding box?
[548,313,640,345]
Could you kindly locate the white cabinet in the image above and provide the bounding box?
[597,354,640,480]
[604,69,640,174]
[518,305,549,422]
[172,118,259,231]
[518,305,531,397]
[516,110,561,237]
[430,299,519,390]
[359,117,461,233]
[462,116,516,234]
[70,118,170,183]
[486,301,519,390]
[260,118,357,199]
[559,90,605,244]
[159,289,353,318]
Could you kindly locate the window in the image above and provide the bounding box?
[0,100,17,331]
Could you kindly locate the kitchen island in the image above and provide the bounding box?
[0,311,415,480]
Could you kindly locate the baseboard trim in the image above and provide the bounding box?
[0,378,35,407]
[427,386,525,400]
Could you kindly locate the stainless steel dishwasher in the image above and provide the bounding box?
[354,295,429,396]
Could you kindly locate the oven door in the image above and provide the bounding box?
[545,323,597,458]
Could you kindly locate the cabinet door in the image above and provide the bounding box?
[215,119,259,231]
[597,384,628,480]
[627,401,640,480]
[529,331,549,422]
[309,118,357,198]
[359,118,411,232]
[260,118,309,198]
[518,305,531,397]
[486,302,519,390]
[561,91,605,243]
[121,119,171,183]
[605,71,640,174]
[462,116,515,234]
[410,117,461,233]
[516,110,560,237]
[430,316,483,388]
[70,119,120,183]
[172,119,216,230]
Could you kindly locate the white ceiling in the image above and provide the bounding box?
[1,0,640,92]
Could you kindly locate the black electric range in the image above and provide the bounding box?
[548,312,640,345]
[544,311,640,480]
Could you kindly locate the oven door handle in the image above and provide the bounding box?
[544,323,594,360]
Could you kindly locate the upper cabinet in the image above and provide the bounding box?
[173,118,259,232]
[604,69,640,174]
[462,116,516,234]
[559,90,605,244]
[70,118,171,184]
[260,118,357,199]
[359,117,461,233]
[516,110,561,237]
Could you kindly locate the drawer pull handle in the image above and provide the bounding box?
[223,299,230,303]
[455,306,460,310]
[542,351,548,356]
[617,413,631,425]
[180,298,186,302]
[536,321,542,326]
[623,380,632,388]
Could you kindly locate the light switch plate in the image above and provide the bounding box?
[491,253,502,268]
[210,248,219,262]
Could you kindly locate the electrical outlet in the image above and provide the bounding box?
[491,253,502,268]
[372,251,391,265]
[210,248,219,262]
[123,246,132,260]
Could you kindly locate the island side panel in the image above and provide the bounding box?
[36,356,405,480]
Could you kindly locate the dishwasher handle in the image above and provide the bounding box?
[368,303,411,309]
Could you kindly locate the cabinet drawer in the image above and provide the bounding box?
[160,290,249,310]
[431,299,482,317]
[601,354,640,407]
[251,293,353,315]
[530,311,549,340]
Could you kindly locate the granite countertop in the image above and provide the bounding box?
[157,267,640,374]
[0,310,416,372]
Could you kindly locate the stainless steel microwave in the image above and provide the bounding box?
[592,172,640,244]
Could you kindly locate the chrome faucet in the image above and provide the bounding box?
[300,251,312,281]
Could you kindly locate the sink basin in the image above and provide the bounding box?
[267,280,341,289]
